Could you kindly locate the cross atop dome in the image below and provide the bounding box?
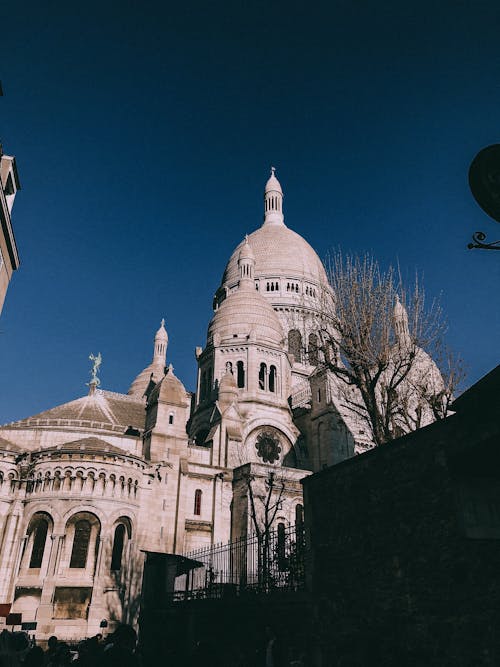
[263,167,285,226]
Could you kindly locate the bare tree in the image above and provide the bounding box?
[241,469,285,587]
[319,251,464,446]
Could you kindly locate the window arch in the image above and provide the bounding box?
[200,371,207,400]
[288,329,302,362]
[237,361,245,389]
[110,524,126,572]
[29,517,49,569]
[70,520,92,568]
[308,333,319,365]
[269,365,277,393]
[194,489,202,516]
[277,522,286,570]
[259,363,267,390]
[295,504,304,531]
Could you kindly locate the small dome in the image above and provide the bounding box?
[219,371,237,392]
[128,319,168,399]
[208,286,284,347]
[393,295,406,318]
[149,365,187,406]
[128,364,164,399]
[265,168,283,194]
[219,371,238,408]
[238,237,255,261]
[155,319,168,341]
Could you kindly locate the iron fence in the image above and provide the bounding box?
[174,523,305,600]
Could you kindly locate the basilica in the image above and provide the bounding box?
[0,170,429,641]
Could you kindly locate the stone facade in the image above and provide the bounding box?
[0,145,20,315]
[0,170,442,641]
[302,366,500,666]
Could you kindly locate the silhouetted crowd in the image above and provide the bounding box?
[0,624,313,667]
[0,625,141,667]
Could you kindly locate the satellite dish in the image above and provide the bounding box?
[468,144,500,223]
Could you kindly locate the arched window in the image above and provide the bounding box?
[295,504,304,531]
[29,519,48,568]
[259,363,267,390]
[308,333,319,365]
[237,361,245,389]
[110,524,126,572]
[168,413,174,425]
[269,365,277,393]
[70,520,91,568]
[288,330,302,362]
[277,522,286,570]
[194,489,202,516]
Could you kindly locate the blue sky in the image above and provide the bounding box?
[1,0,499,423]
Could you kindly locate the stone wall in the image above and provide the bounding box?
[303,389,500,666]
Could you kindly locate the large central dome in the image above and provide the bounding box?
[222,225,328,288]
[220,169,328,291]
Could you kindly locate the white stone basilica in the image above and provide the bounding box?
[0,170,432,641]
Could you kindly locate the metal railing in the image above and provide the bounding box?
[175,523,305,600]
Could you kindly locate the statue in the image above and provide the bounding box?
[89,352,102,387]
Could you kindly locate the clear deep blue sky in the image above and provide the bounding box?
[1,0,499,423]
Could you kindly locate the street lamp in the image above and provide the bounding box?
[468,144,500,250]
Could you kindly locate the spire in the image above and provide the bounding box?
[237,235,255,287]
[393,295,411,347]
[263,167,284,226]
[153,319,168,367]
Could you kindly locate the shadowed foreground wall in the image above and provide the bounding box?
[303,366,500,667]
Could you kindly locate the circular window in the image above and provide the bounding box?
[255,431,281,464]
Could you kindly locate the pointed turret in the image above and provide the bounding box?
[393,295,411,347]
[153,318,168,367]
[237,235,256,287]
[263,167,285,226]
[128,319,169,399]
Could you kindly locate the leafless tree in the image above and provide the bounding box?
[107,550,144,627]
[241,468,285,586]
[319,251,464,446]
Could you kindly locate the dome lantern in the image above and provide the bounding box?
[393,295,411,347]
[128,319,168,399]
[263,167,284,226]
[153,318,168,366]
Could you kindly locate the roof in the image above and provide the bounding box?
[0,436,22,453]
[128,362,165,399]
[39,436,138,457]
[2,389,145,434]
[451,364,500,416]
[148,366,188,406]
